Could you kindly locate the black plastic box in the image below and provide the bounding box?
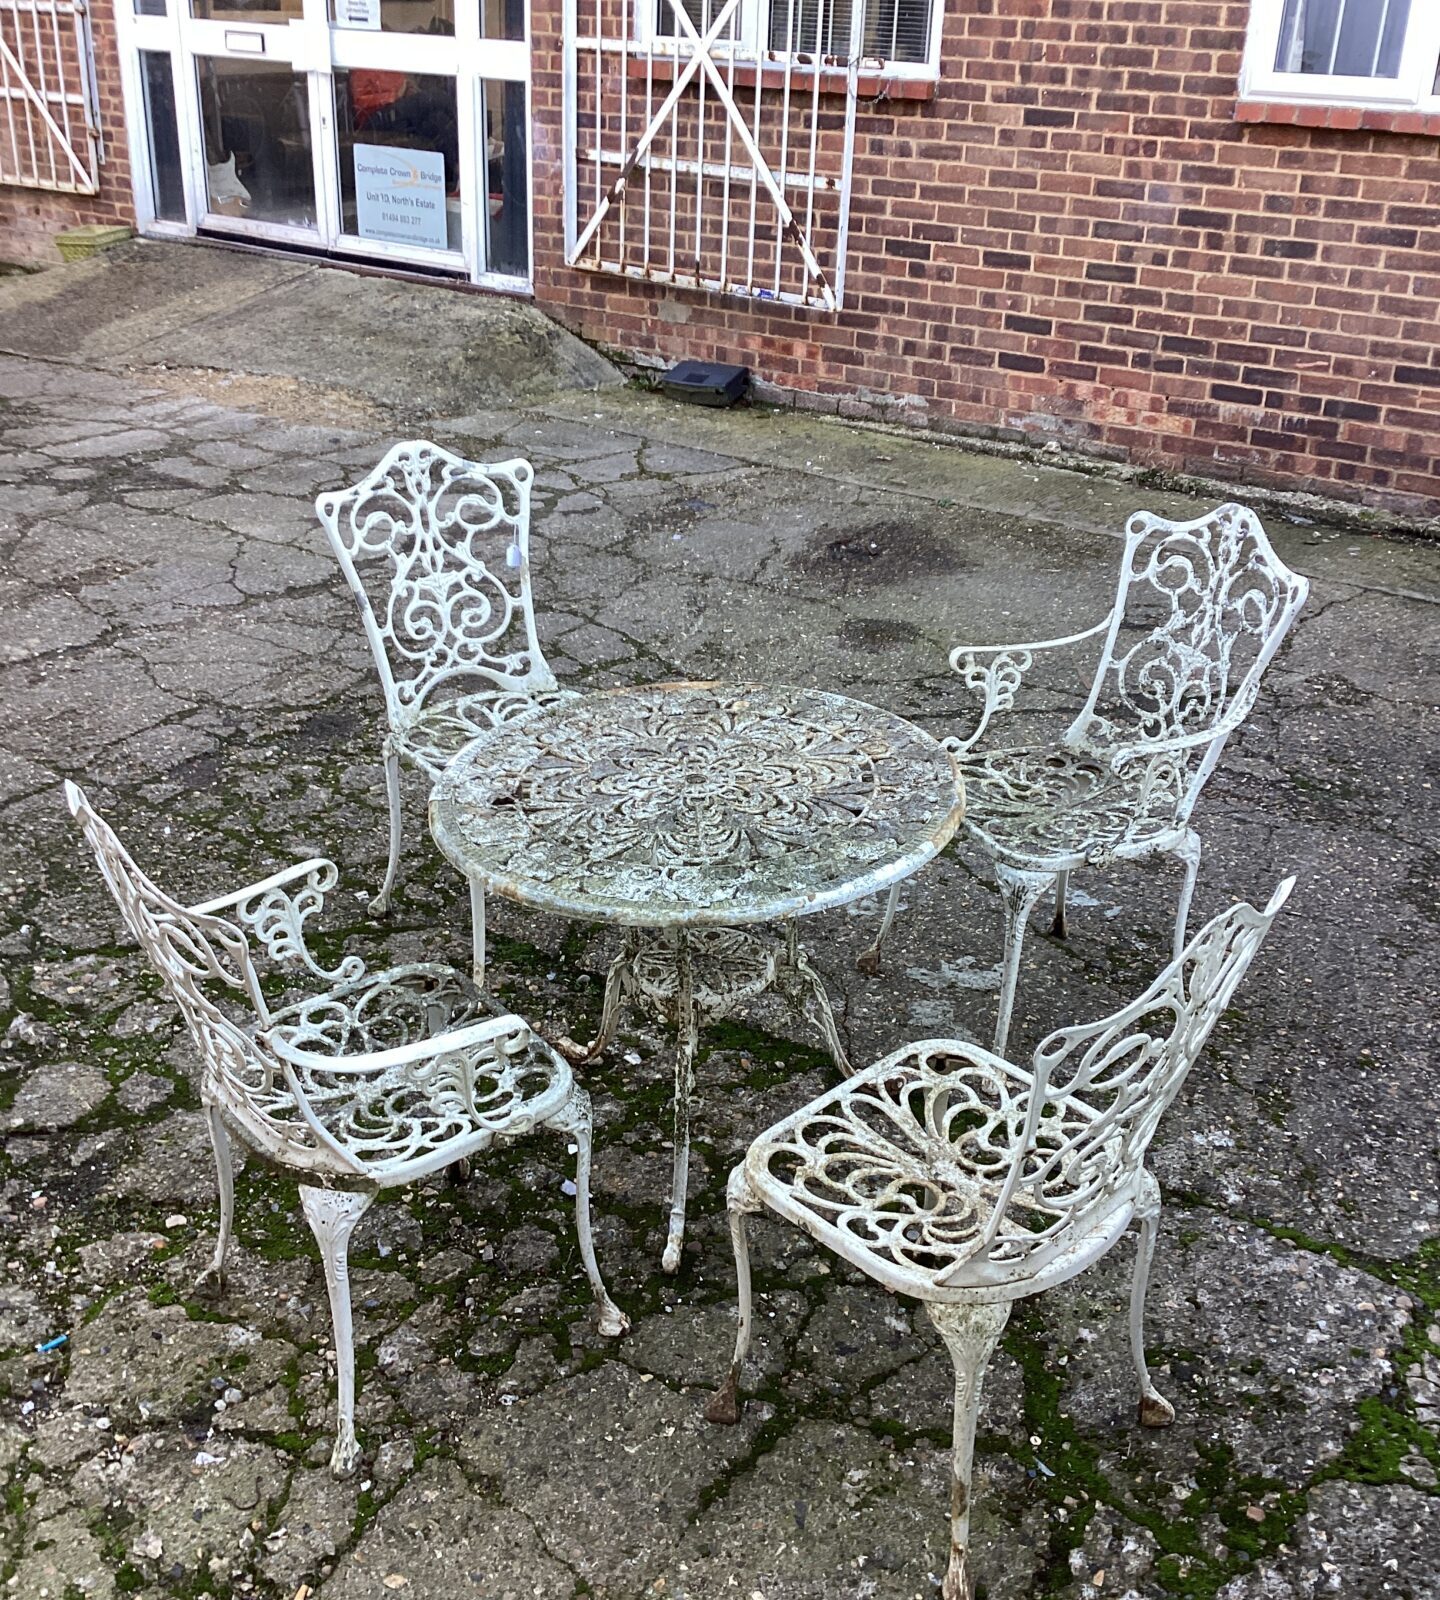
[659,360,751,408]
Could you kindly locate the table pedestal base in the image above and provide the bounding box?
[560,926,850,1273]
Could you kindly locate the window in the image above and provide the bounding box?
[765,0,931,63]
[651,0,938,72]
[139,52,186,221]
[1241,0,1440,109]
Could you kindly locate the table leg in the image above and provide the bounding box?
[469,875,486,990]
[784,943,851,1074]
[663,931,697,1275]
[556,933,637,1064]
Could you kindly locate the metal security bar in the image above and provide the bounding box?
[562,0,862,311]
[0,0,100,194]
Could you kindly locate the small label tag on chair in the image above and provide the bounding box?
[506,542,522,570]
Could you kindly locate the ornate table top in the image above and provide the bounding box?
[428,681,964,928]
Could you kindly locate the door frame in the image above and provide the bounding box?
[115,0,533,290]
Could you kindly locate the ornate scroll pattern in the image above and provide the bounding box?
[64,784,331,1170]
[267,964,493,1056]
[403,686,579,778]
[271,999,565,1173]
[630,928,778,1015]
[752,1047,1069,1288]
[945,614,1116,762]
[315,440,559,726]
[1021,882,1294,1237]
[747,877,1292,1295]
[947,504,1307,872]
[954,746,1189,864]
[65,786,568,1181]
[945,648,1033,756]
[430,682,964,925]
[215,862,366,986]
[1079,504,1309,764]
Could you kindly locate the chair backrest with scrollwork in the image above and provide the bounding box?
[64,783,328,1170]
[315,440,557,733]
[1064,504,1309,817]
[969,878,1293,1275]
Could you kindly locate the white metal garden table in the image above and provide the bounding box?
[428,681,965,1270]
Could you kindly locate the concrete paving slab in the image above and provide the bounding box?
[0,239,621,412]
[0,239,311,364]
[0,243,1435,1600]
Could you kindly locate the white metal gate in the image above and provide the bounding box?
[563,0,861,311]
[0,0,100,194]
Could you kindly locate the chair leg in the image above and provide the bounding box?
[992,865,1051,1057]
[927,1301,1012,1600]
[549,1087,629,1338]
[469,873,487,989]
[663,936,698,1275]
[299,1185,374,1477]
[196,1103,233,1293]
[1171,830,1202,962]
[1050,869,1070,938]
[1130,1170,1174,1428]
[706,1166,763,1425]
[856,882,902,975]
[373,739,402,916]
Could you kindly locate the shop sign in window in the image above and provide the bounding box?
[353,142,448,250]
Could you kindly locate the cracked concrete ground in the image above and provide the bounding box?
[0,241,1437,1600]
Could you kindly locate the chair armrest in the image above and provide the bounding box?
[262,1011,539,1175]
[265,1009,533,1076]
[190,859,364,986]
[945,613,1113,756]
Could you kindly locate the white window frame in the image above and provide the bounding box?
[1240,0,1440,110]
[634,0,942,82]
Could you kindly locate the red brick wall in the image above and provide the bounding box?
[0,0,136,267]
[530,0,1440,515]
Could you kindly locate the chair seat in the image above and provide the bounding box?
[744,1041,1127,1298]
[957,744,1187,868]
[266,963,571,1182]
[398,687,581,777]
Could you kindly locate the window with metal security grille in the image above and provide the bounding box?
[654,0,739,42]
[1241,0,1440,108]
[653,0,938,70]
[569,0,865,311]
[0,0,102,193]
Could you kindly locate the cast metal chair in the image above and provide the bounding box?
[66,782,626,1477]
[315,440,574,952]
[863,503,1307,1055]
[710,880,1293,1600]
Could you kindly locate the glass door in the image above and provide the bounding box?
[182,0,327,242]
[325,0,530,282]
[118,0,533,282]
[326,0,468,273]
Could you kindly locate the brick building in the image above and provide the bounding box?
[0,0,133,258]
[4,0,1439,513]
